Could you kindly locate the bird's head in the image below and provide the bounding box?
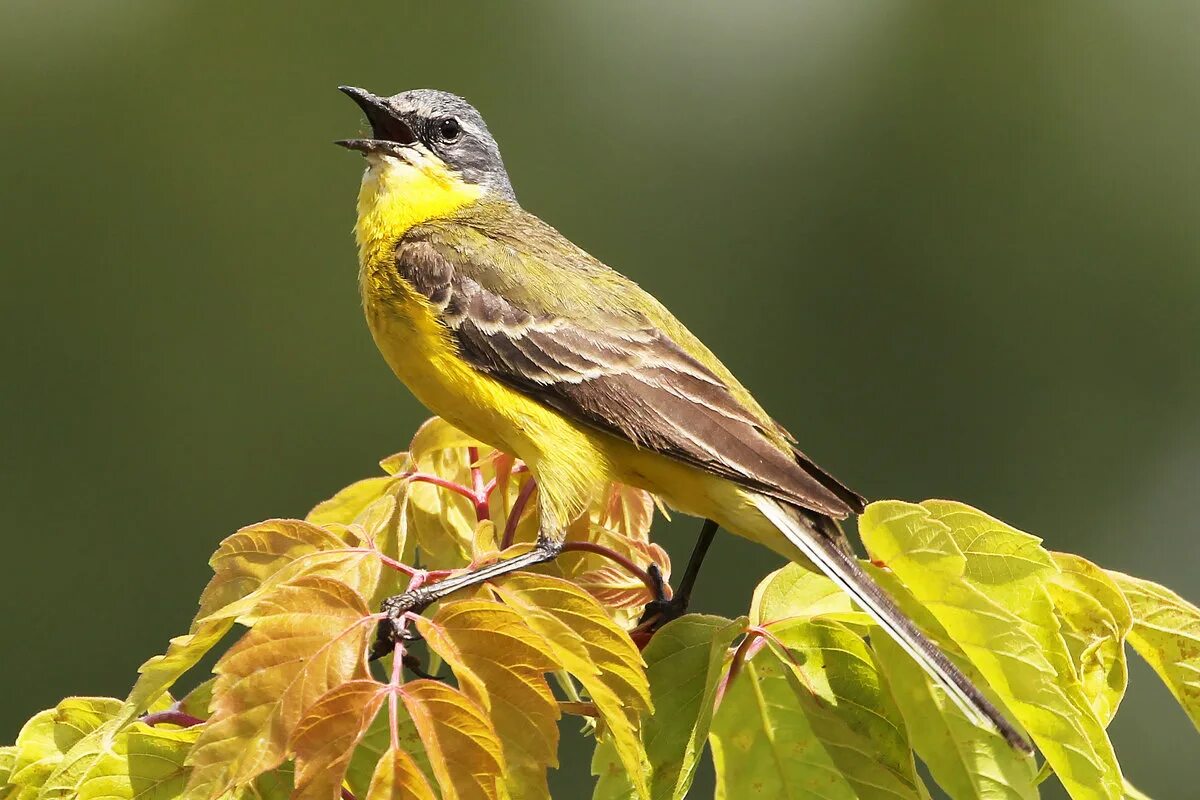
[338,87,515,237]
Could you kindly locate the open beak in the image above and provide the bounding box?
[335,85,418,157]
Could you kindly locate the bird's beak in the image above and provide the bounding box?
[335,85,418,156]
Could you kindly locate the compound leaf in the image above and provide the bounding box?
[418,599,560,799]
[489,574,651,800]
[185,576,373,797]
[1108,569,1200,732]
[365,747,437,800]
[399,680,506,800]
[860,500,1122,800]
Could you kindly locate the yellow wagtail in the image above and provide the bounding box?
[336,86,1029,751]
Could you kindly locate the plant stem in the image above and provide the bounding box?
[560,540,668,601]
[467,447,489,522]
[141,710,204,728]
[500,477,538,549]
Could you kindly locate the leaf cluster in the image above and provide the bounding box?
[2,418,1197,799]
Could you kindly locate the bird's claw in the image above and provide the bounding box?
[636,564,688,632]
[369,589,433,661]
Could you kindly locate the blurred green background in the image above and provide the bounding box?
[2,2,1197,796]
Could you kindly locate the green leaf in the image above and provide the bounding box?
[120,619,234,728]
[749,563,871,628]
[592,615,743,800]
[1049,553,1132,726]
[710,648,860,799]
[1108,569,1200,732]
[1121,777,1153,799]
[7,698,122,797]
[860,500,1123,800]
[766,618,923,800]
[345,693,433,798]
[75,722,198,800]
[874,632,1039,800]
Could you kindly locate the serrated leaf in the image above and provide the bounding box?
[418,599,561,799]
[307,476,396,527]
[197,519,381,627]
[120,620,233,728]
[489,574,651,800]
[593,615,744,800]
[405,449,477,570]
[1050,553,1132,726]
[185,575,373,797]
[399,680,506,800]
[345,693,433,798]
[710,648,859,799]
[9,698,122,795]
[749,563,871,628]
[767,618,923,800]
[874,632,1039,800]
[408,417,483,461]
[1108,570,1200,732]
[860,500,1122,800]
[592,483,654,542]
[290,680,388,800]
[178,679,216,722]
[366,747,438,800]
[75,722,198,800]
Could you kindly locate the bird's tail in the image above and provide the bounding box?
[752,494,1033,754]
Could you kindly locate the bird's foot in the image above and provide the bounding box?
[369,588,434,661]
[635,564,689,634]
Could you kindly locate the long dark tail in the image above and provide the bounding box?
[753,494,1033,754]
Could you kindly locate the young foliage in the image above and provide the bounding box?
[3,417,1198,800]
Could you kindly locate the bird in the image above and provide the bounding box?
[336,85,1030,752]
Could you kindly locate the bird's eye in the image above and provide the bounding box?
[436,117,462,142]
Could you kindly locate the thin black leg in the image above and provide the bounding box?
[637,518,719,629]
[370,538,563,660]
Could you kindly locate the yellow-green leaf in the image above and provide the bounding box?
[9,698,122,794]
[874,632,1038,800]
[1108,569,1200,732]
[185,576,373,797]
[1050,553,1132,726]
[489,574,651,800]
[120,619,233,728]
[75,722,198,800]
[593,615,744,800]
[399,680,506,800]
[749,563,871,628]
[860,500,1122,800]
[418,599,560,799]
[290,680,388,800]
[307,476,396,527]
[710,648,859,800]
[366,747,438,800]
[767,619,923,800]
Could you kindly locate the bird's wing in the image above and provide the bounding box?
[396,224,862,518]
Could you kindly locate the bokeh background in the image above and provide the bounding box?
[2,2,1197,796]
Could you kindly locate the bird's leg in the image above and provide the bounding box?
[637,518,719,630]
[371,533,564,659]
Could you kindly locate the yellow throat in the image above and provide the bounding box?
[354,151,483,273]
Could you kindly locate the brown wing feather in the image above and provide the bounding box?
[397,236,864,519]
